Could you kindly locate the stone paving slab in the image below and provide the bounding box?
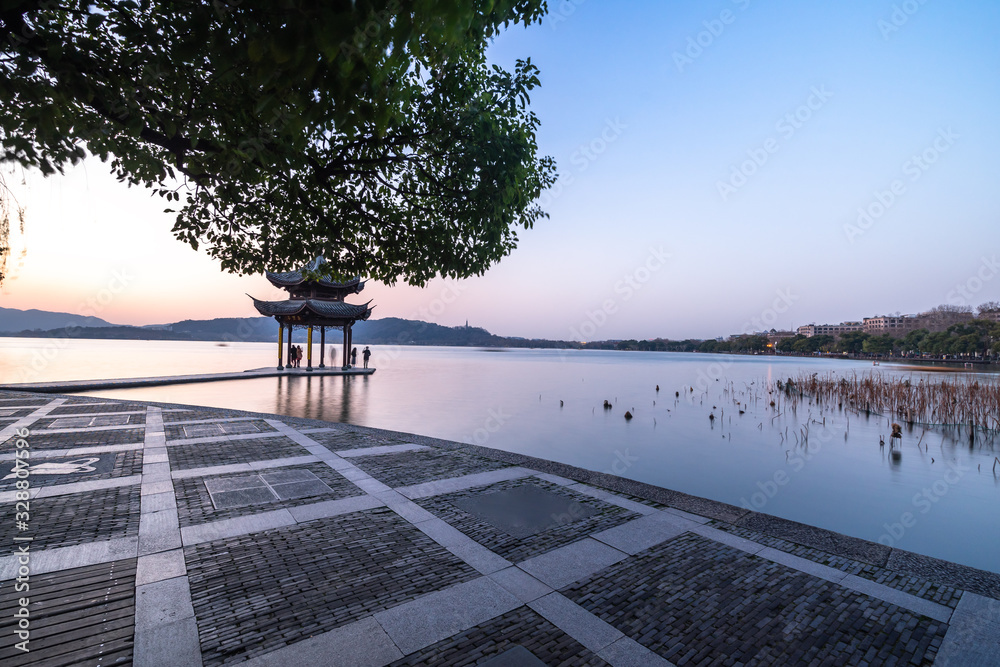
[2,390,998,667]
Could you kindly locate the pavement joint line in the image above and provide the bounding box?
[528,591,624,654]
[235,615,403,667]
[563,481,660,516]
[337,443,431,458]
[42,409,149,418]
[589,511,698,556]
[31,474,142,499]
[599,636,676,666]
[373,576,522,656]
[0,396,67,441]
[134,406,203,665]
[165,430,288,447]
[0,536,139,577]
[33,423,147,435]
[516,538,630,591]
[838,574,953,623]
[180,508,298,546]
[395,466,535,500]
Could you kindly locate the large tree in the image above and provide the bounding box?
[0,0,556,285]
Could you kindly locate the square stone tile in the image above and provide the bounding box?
[452,484,598,539]
[415,478,641,563]
[182,424,224,438]
[174,464,364,528]
[204,474,268,493]
[270,479,334,500]
[49,416,94,428]
[219,421,262,435]
[210,486,278,509]
[92,414,132,426]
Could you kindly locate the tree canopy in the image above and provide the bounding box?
[0,0,556,284]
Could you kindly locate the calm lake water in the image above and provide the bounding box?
[2,337,998,573]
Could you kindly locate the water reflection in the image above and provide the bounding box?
[17,341,995,574]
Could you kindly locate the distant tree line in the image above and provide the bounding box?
[775,319,1000,359]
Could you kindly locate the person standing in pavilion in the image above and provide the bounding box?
[362,346,371,369]
[351,347,358,367]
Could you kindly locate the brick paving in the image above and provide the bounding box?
[563,533,948,666]
[165,435,310,470]
[1,390,998,666]
[186,508,480,665]
[710,521,963,609]
[0,485,141,553]
[350,448,512,487]
[0,426,145,452]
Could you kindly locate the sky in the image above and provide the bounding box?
[2,0,999,340]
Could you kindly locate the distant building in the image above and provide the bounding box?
[979,310,1000,323]
[863,315,918,335]
[797,322,863,338]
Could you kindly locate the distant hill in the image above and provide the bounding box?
[0,307,115,332]
[0,309,582,349]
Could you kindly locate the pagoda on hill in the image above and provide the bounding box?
[249,257,374,371]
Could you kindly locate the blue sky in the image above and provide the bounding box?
[3,1,999,340]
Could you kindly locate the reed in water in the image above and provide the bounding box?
[776,371,1000,432]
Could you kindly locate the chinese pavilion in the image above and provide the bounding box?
[249,257,374,371]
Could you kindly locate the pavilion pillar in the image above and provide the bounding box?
[287,325,294,367]
[342,326,349,369]
[277,323,284,370]
[306,326,314,371]
[319,327,326,368]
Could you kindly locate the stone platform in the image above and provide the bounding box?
[0,366,375,394]
[0,390,998,666]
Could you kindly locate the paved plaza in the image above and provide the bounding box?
[1,390,998,666]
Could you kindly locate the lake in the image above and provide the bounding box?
[2,337,998,574]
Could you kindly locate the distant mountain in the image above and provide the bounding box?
[0,309,579,348]
[0,307,116,332]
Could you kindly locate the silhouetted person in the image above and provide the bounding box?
[351,347,357,367]
[363,346,371,369]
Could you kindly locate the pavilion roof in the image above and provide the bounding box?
[249,296,373,321]
[264,257,365,292]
